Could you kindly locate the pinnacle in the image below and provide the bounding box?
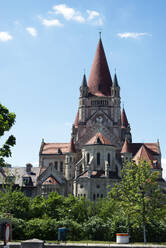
[113,73,119,87]
[121,108,129,128]
[82,73,87,87]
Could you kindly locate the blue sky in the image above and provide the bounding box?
[0,0,166,178]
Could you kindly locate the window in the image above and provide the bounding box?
[96,185,100,189]
[97,193,99,198]
[93,194,96,201]
[70,157,72,162]
[60,162,63,172]
[101,194,103,198]
[54,161,58,170]
[107,153,110,165]
[87,153,90,163]
[97,152,100,165]
[80,184,83,188]
[49,162,53,166]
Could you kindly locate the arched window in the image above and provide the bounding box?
[87,153,90,163]
[107,153,110,165]
[97,152,100,165]
[54,161,58,170]
[60,161,63,172]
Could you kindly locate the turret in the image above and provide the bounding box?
[65,138,76,180]
[80,73,88,98]
[79,74,88,123]
[111,72,121,125]
[121,138,132,163]
[111,72,120,97]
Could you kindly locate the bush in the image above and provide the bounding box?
[25,218,58,240]
[11,218,26,240]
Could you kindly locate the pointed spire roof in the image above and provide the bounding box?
[133,145,154,164]
[88,38,112,96]
[113,73,119,87]
[69,137,76,153]
[121,108,129,128]
[121,138,130,153]
[74,111,79,128]
[82,73,87,87]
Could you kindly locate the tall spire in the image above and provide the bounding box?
[88,38,112,96]
[121,108,129,128]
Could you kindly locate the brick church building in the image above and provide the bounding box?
[0,37,164,199]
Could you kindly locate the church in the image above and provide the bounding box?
[37,37,163,200]
[0,37,164,199]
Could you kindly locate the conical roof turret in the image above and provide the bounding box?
[88,38,112,96]
[121,108,129,128]
[113,72,119,87]
[80,73,88,97]
[82,73,87,87]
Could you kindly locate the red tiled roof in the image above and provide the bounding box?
[133,145,154,163]
[41,143,70,154]
[42,176,59,185]
[121,141,160,157]
[74,111,79,128]
[121,108,129,128]
[130,143,159,156]
[86,132,111,145]
[121,139,130,153]
[87,38,112,96]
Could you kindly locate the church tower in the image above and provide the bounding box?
[72,38,123,150]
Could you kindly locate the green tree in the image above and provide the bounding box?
[0,190,30,219]
[109,160,166,243]
[0,103,16,167]
[29,195,47,218]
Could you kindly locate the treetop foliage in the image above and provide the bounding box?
[0,103,16,167]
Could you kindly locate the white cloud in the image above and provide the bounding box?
[42,18,63,27]
[52,4,85,23]
[117,32,151,39]
[26,27,37,37]
[87,10,100,20]
[162,158,166,179]
[0,32,13,42]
